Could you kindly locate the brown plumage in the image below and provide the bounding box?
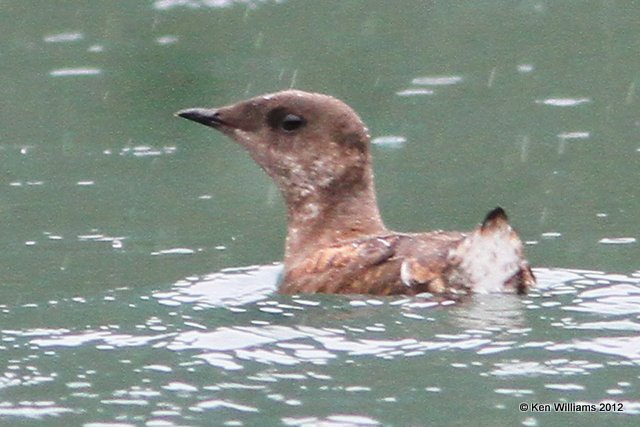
[177,90,535,296]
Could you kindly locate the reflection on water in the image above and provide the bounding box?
[43,32,84,43]
[152,0,272,10]
[535,97,592,107]
[395,88,433,97]
[2,266,639,424]
[49,68,102,77]
[411,75,464,86]
[154,264,280,306]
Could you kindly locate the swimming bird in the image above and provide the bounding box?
[177,90,535,295]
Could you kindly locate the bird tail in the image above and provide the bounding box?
[447,207,535,294]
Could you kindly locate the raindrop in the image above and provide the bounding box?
[536,97,591,107]
[517,64,535,73]
[396,88,434,96]
[412,75,463,86]
[598,237,636,245]
[43,32,84,43]
[371,136,406,147]
[49,68,102,77]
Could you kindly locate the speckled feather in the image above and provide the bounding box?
[177,90,536,295]
[281,232,463,295]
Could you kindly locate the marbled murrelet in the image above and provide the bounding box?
[177,90,535,295]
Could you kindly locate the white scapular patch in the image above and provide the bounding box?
[400,260,413,288]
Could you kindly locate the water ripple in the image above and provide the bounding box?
[154,264,280,307]
[119,145,176,157]
[371,135,407,147]
[4,267,640,423]
[49,68,101,77]
[548,336,640,360]
[283,414,381,426]
[411,75,463,86]
[557,131,590,140]
[43,32,84,43]
[153,0,274,9]
[0,403,74,419]
[599,237,637,245]
[395,88,434,96]
[535,97,591,107]
[562,280,640,315]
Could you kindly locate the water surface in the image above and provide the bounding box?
[0,0,638,425]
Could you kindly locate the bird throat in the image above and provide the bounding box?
[282,165,387,265]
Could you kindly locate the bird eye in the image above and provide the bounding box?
[266,107,306,133]
[280,114,306,132]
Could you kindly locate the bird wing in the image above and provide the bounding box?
[280,234,406,294]
[398,231,467,294]
[280,209,536,295]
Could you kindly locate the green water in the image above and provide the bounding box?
[1,1,638,426]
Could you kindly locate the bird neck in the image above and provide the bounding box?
[282,166,387,265]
